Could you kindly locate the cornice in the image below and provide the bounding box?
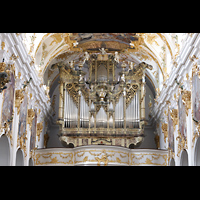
[153,33,200,120]
[6,33,51,114]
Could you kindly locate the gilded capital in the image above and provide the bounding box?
[161,123,168,143]
[170,109,178,129]
[28,109,35,129]
[37,122,43,142]
[15,89,24,115]
[181,90,191,116]
[0,62,6,72]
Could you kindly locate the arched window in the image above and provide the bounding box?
[180,149,188,166]
[15,149,24,166]
[0,135,10,166]
[169,158,175,166]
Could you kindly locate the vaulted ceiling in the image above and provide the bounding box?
[22,33,185,93]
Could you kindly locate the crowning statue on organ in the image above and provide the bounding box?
[55,37,152,148]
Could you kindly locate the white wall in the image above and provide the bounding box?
[0,33,50,165]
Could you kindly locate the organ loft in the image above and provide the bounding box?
[55,44,153,148]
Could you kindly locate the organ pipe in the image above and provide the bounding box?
[57,50,150,149]
[80,93,89,128]
[64,89,78,128]
[115,95,124,128]
[126,90,140,128]
[64,90,140,130]
[141,75,145,120]
[123,89,126,130]
[58,81,64,121]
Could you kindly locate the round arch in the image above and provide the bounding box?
[0,134,10,166]
[194,137,200,166]
[29,158,34,166]
[180,149,188,166]
[15,148,24,166]
[169,158,175,166]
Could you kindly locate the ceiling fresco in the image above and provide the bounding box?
[21,33,187,93]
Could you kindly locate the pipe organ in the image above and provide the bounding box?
[56,48,152,148]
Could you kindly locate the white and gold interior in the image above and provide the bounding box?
[0,33,199,166]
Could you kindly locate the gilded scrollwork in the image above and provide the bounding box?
[181,90,191,116]
[36,122,43,142]
[35,152,74,165]
[34,147,168,166]
[192,120,200,147]
[15,89,24,115]
[161,123,168,143]
[17,131,28,157]
[129,153,167,166]
[27,109,35,130]
[74,149,129,166]
[170,109,178,130]
[176,130,187,157]
[3,122,13,146]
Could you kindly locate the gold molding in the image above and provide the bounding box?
[35,152,73,165]
[130,153,167,166]
[181,90,191,116]
[74,149,129,166]
[15,89,24,115]
[27,109,35,130]
[176,130,187,157]
[170,109,178,130]
[36,122,43,142]
[161,123,168,143]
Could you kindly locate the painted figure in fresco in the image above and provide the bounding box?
[168,110,174,152]
[1,72,15,130]
[179,95,187,140]
[195,92,200,120]
[30,110,37,151]
[193,75,200,121]
[18,92,28,138]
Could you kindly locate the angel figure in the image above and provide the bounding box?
[84,52,90,61]
[99,48,107,55]
[114,52,120,63]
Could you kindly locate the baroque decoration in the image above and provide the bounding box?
[1,33,200,166]
[55,36,153,148]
